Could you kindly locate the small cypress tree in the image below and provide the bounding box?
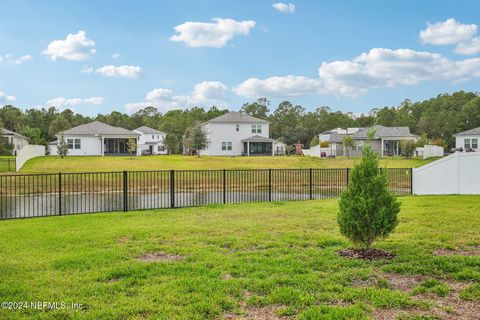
[126,138,137,159]
[57,133,69,159]
[338,130,401,249]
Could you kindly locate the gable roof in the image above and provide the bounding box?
[454,127,480,136]
[1,128,28,140]
[241,135,277,143]
[351,125,417,139]
[134,126,166,135]
[59,121,139,136]
[206,111,270,124]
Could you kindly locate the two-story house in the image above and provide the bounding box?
[195,112,285,156]
[133,126,167,155]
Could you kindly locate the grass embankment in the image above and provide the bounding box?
[0,196,479,319]
[20,155,438,173]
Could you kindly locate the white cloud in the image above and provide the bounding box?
[272,3,296,13]
[234,76,323,98]
[454,37,480,55]
[234,48,480,97]
[420,18,477,45]
[0,53,33,65]
[46,96,105,108]
[0,91,16,104]
[125,81,228,113]
[81,65,94,74]
[169,18,256,48]
[95,65,142,78]
[43,30,96,61]
[419,18,480,55]
[112,52,120,59]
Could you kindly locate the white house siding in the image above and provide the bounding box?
[455,135,479,151]
[413,152,480,195]
[4,134,29,155]
[134,130,167,155]
[202,122,269,156]
[61,135,102,156]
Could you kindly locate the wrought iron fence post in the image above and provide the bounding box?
[309,168,313,200]
[58,172,62,216]
[410,168,413,195]
[170,169,175,208]
[268,169,272,202]
[123,171,128,212]
[223,169,226,204]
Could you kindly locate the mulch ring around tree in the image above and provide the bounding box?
[338,248,395,260]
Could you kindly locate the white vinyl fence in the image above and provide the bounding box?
[413,152,480,195]
[16,145,46,172]
[415,145,444,159]
[302,145,333,157]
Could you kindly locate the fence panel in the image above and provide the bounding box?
[0,168,412,220]
[0,158,16,172]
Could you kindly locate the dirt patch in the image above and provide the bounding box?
[117,236,132,244]
[382,273,425,292]
[223,273,233,280]
[338,248,395,260]
[223,305,288,320]
[136,252,184,262]
[434,246,480,256]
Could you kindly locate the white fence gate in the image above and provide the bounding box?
[413,152,480,195]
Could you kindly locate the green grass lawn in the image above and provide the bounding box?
[0,196,479,319]
[20,155,438,173]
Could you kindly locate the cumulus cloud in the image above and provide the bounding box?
[420,18,480,55]
[234,76,323,98]
[125,81,228,113]
[234,48,480,97]
[0,91,16,104]
[95,65,142,78]
[43,31,96,61]
[272,3,295,13]
[420,18,477,45]
[0,53,33,65]
[169,18,256,48]
[46,96,105,108]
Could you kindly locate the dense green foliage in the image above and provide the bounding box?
[1,91,479,151]
[184,125,210,157]
[400,140,416,158]
[338,142,401,248]
[0,196,479,319]
[342,136,354,158]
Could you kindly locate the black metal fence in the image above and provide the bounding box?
[0,158,16,172]
[0,168,412,220]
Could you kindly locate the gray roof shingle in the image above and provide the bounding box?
[134,126,166,135]
[351,125,417,139]
[207,112,270,124]
[1,128,28,140]
[241,135,277,143]
[454,127,480,136]
[60,121,139,136]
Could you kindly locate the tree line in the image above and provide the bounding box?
[1,91,479,154]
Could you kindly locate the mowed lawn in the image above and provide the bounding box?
[1,196,479,319]
[20,155,438,173]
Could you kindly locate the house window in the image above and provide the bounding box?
[222,141,232,151]
[473,139,478,149]
[152,135,154,139]
[67,139,74,149]
[74,139,81,149]
[356,141,364,151]
[251,124,262,134]
[157,135,160,139]
[465,138,471,149]
[158,146,165,152]
[236,124,239,132]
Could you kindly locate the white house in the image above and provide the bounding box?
[191,112,285,156]
[49,121,140,156]
[454,127,480,151]
[1,128,29,155]
[319,125,418,157]
[133,126,167,155]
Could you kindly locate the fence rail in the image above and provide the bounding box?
[0,168,412,220]
[0,158,16,172]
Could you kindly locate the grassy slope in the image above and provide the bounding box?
[0,196,479,319]
[20,155,437,173]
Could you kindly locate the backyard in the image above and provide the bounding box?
[18,155,438,173]
[0,196,479,319]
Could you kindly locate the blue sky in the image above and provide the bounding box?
[1,0,480,116]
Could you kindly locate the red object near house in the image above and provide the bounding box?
[295,143,304,156]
